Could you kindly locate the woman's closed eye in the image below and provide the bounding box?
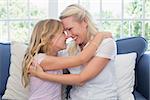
[68,28,72,31]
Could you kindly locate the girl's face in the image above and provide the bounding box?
[51,32,67,51]
[61,16,88,45]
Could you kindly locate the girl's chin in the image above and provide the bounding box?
[61,45,67,50]
[63,46,67,49]
[57,46,66,51]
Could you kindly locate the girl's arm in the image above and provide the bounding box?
[40,33,103,70]
[40,32,112,70]
[30,56,110,86]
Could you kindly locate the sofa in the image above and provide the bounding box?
[0,37,149,100]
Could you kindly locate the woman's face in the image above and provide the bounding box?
[51,32,67,51]
[61,16,88,45]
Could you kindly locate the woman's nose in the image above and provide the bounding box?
[65,34,72,39]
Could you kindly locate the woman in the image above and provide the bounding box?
[30,4,118,100]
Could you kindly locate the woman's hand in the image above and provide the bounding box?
[29,62,44,78]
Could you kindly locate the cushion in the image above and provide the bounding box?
[115,52,137,100]
[133,91,147,100]
[0,43,11,96]
[136,53,150,99]
[2,41,29,100]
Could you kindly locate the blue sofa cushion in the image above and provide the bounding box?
[136,53,150,99]
[134,91,147,100]
[0,43,11,96]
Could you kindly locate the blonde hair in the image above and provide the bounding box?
[60,4,98,37]
[59,4,98,55]
[22,19,64,87]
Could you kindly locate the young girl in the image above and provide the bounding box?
[22,19,107,100]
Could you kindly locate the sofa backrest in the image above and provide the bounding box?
[0,43,11,96]
[116,37,147,63]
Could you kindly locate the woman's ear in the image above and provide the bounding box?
[82,17,88,28]
[83,17,88,23]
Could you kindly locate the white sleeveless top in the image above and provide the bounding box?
[69,38,118,100]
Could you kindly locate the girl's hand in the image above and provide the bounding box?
[90,32,113,48]
[99,31,113,38]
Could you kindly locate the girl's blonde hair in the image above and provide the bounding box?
[59,4,98,55]
[22,19,64,87]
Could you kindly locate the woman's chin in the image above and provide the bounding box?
[75,40,81,45]
[75,38,83,45]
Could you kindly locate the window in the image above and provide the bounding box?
[0,0,149,50]
[0,0,49,42]
[58,0,150,50]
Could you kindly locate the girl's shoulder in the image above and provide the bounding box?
[34,53,46,64]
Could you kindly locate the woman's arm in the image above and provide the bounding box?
[40,32,112,70]
[30,56,110,86]
[29,38,116,86]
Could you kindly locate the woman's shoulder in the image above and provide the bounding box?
[99,38,116,48]
[102,38,115,43]
[96,38,117,59]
